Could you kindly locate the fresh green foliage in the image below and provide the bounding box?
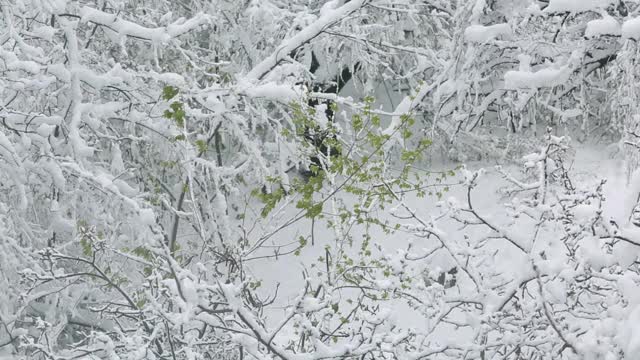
[252,185,287,218]
[164,102,186,127]
[195,139,208,153]
[162,85,179,100]
[252,97,454,267]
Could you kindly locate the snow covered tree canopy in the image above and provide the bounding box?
[4,0,640,359]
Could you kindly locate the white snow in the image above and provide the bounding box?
[30,26,57,41]
[585,16,621,38]
[79,7,207,43]
[464,23,511,43]
[76,66,128,90]
[382,81,439,140]
[545,0,615,13]
[504,63,572,89]
[618,305,640,356]
[622,17,640,40]
[245,0,367,80]
[0,48,40,74]
[299,297,326,312]
[42,159,66,190]
[151,71,186,86]
[138,208,156,226]
[61,20,95,159]
[238,81,302,102]
[471,0,487,23]
[166,13,209,37]
[8,2,640,358]
[110,144,125,173]
[80,7,170,43]
[35,123,55,137]
[544,279,567,304]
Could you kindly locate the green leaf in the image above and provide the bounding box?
[80,235,92,257]
[303,202,323,219]
[136,297,147,308]
[164,102,186,127]
[162,85,179,100]
[132,246,153,261]
[352,114,363,132]
[195,139,208,153]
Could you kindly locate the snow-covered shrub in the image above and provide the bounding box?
[4,0,640,359]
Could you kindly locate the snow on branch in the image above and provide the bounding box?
[78,6,209,43]
[244,0,368,81]
[585,15,621,38]
[622,16,640,40]
[544,0,616,13]
[464,23,511,43]
[504,54,576,90]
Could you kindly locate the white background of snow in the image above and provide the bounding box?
[223,74,637,347]
[242,135,632,345]
[622,17,640,40]
[585,16,621,38]
[545,0,615,13]
[464,24,511,43]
